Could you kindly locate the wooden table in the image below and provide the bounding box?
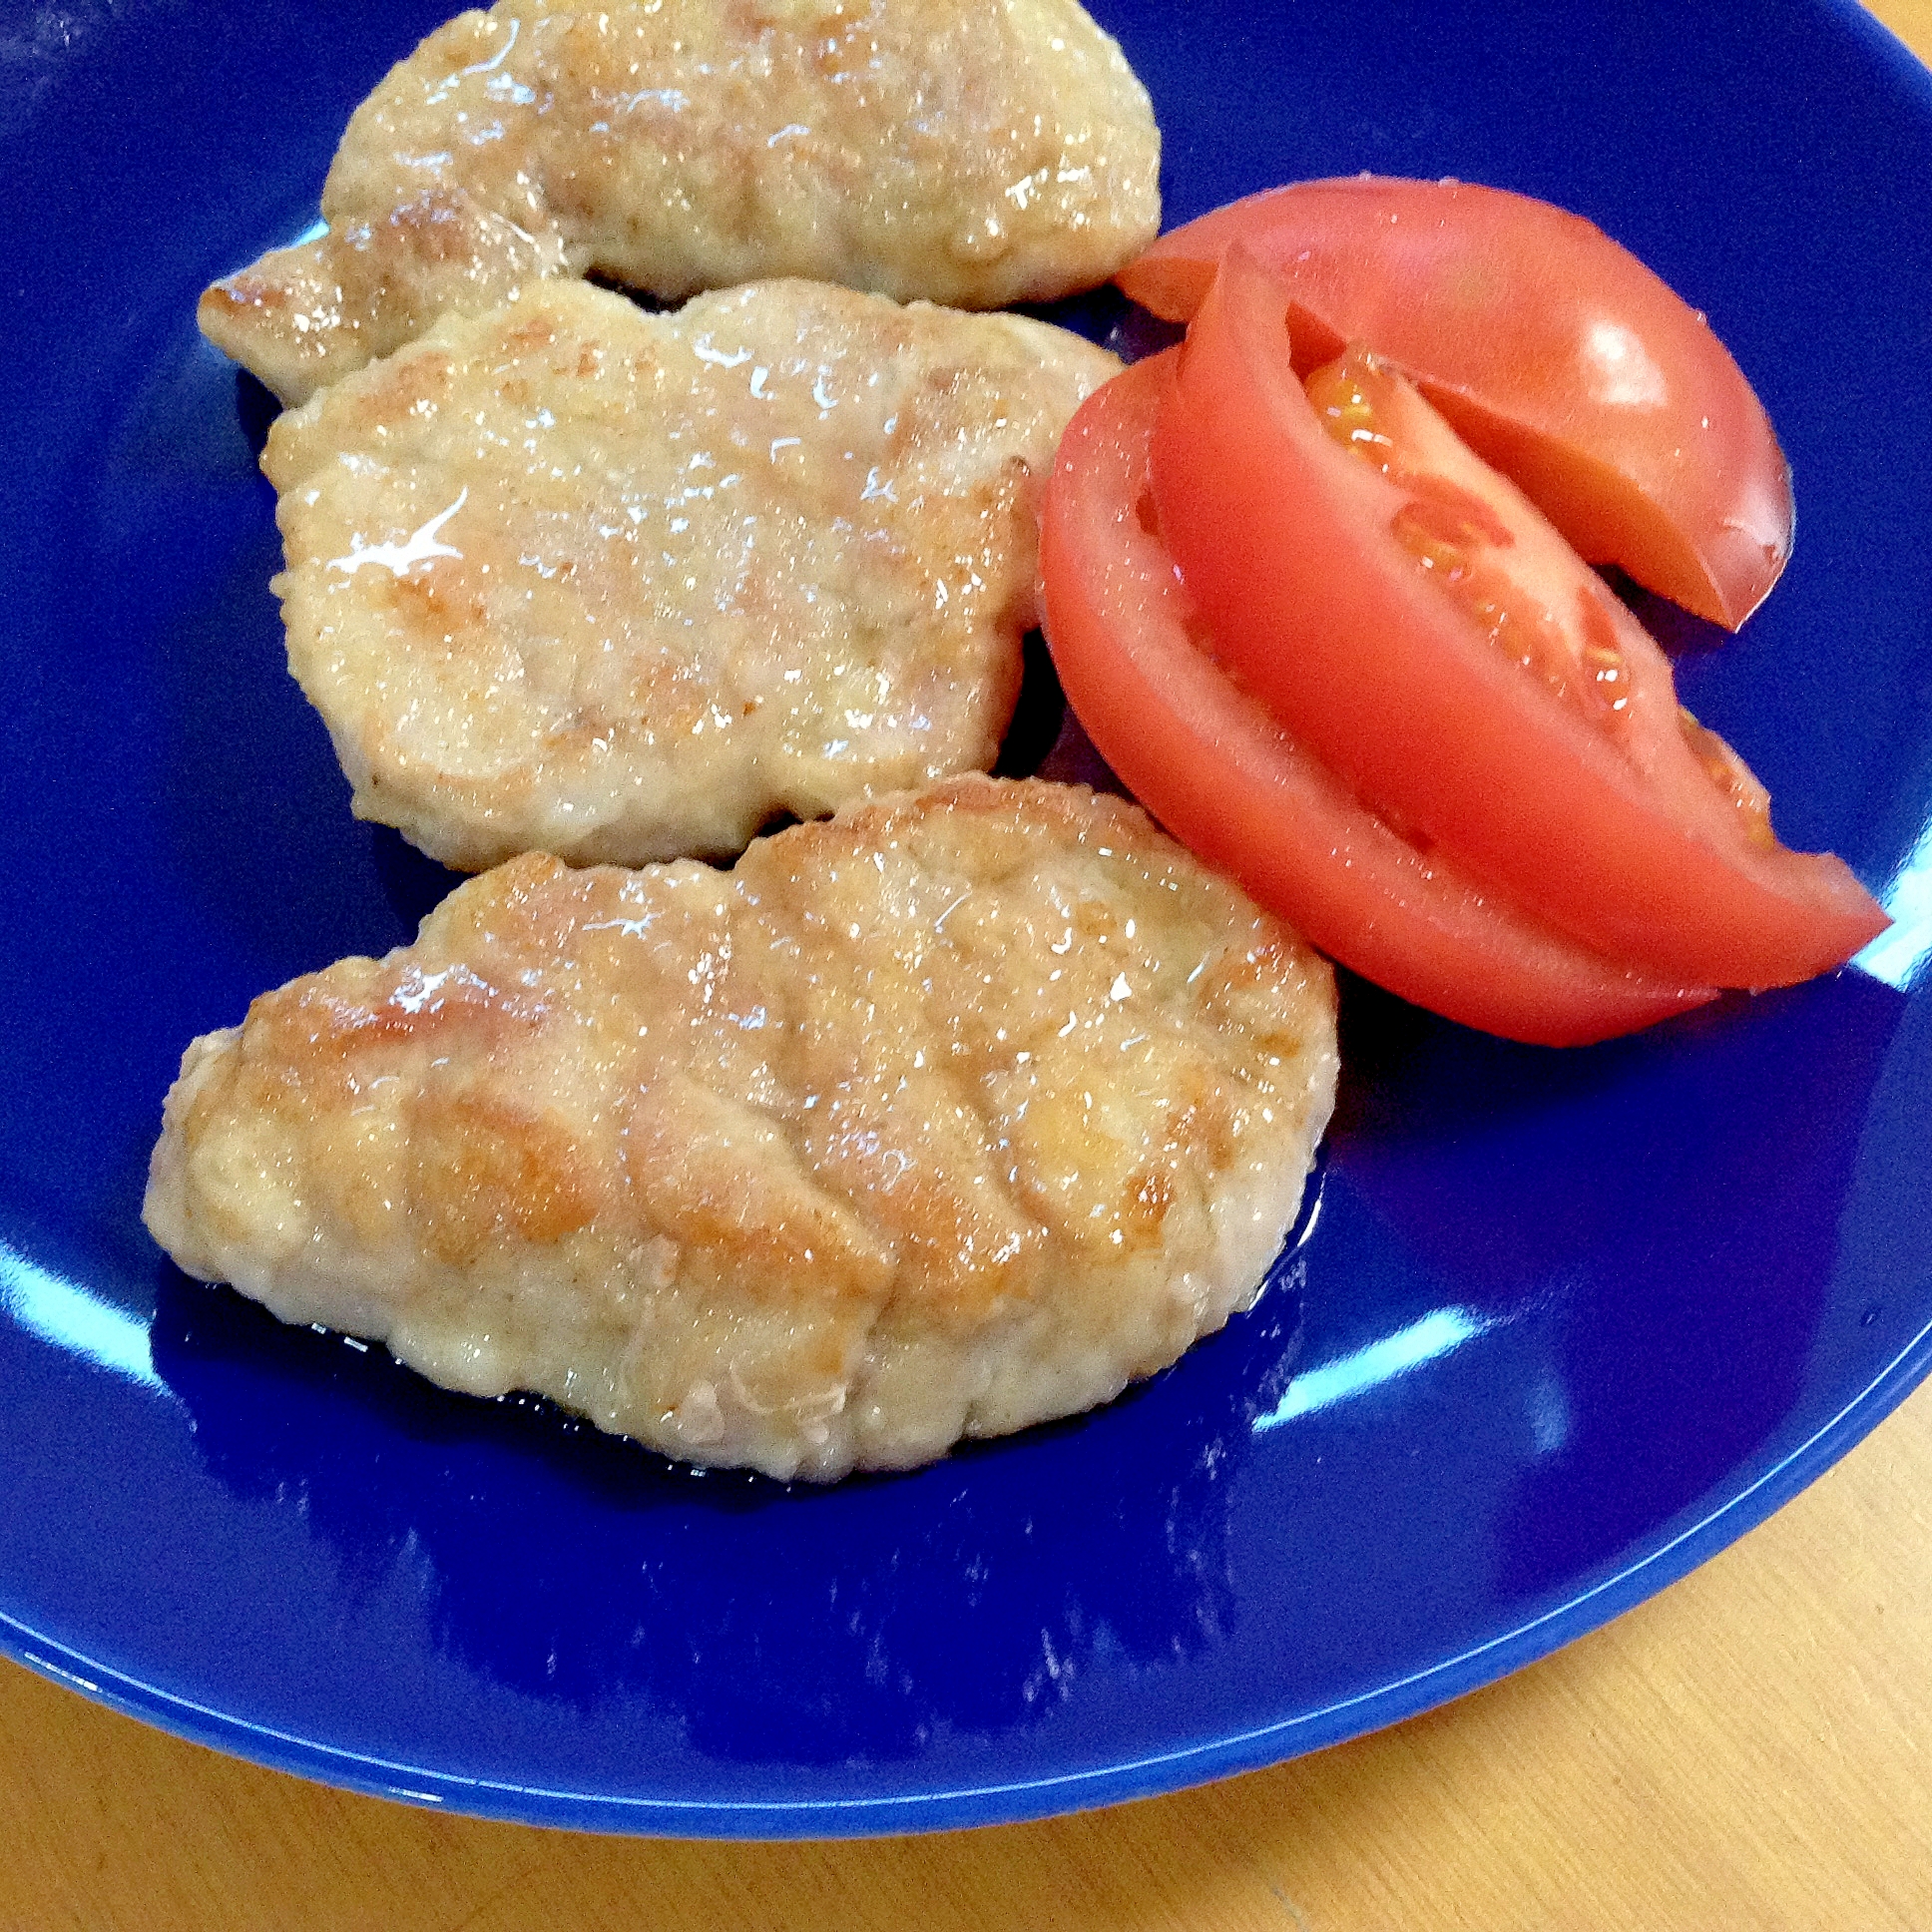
[9,6,1932,1924]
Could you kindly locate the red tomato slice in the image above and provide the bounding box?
[1037,350,1719,1046]
[1148,250,1887,990]
[1118,177,1791,629]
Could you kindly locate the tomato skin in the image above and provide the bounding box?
[1148,250,1888,990]
[1037,351,1719,1047]
[1118,177,1792,629]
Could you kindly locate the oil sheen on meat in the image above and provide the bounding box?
[263,277,1119,870]
[201,0,1161,404]
[144,778,1339,1482]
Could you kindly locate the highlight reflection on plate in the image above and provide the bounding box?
[1,0,1930,1834]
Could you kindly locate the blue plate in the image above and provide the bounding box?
[2,0,1930,1836]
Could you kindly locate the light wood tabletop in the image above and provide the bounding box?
[8,5,1932,1927]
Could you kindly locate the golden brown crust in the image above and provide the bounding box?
[201,0,1161,404]
[145,779,1338,1479]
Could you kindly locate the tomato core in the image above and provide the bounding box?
[1306,344,1788,847]
[1679,711,1776,848]
[1307,347,1635,736]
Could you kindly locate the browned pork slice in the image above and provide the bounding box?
[263,276,1119,870]
[201,0,1161,405]
[144,778,1338,1482]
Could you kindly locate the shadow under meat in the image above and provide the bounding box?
[146,1223,1312,1766]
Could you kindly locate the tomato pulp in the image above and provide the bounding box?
[1118,176,1792,629]
[1147,250,1887,991]
[1037,350,1720,1046]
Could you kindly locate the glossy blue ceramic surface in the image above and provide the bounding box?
[2,0,1930,1836]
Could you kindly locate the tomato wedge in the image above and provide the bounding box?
[1037,350,1718,1046]
[1148,250,1887,990]
[1118,177,1791,629]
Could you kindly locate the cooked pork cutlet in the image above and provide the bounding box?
[263,276,1118,871]
[201,0,1161,406]
[144,778,1338,1482]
